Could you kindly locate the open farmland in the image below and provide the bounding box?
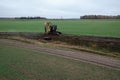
[0,19,120,38]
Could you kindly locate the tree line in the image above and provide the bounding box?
[80,15,120,19]
[15,16,47,19]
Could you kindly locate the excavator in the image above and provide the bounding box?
[44,22,61,40]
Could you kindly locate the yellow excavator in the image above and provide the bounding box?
[44,22,61,40]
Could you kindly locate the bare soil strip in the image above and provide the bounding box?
[0,39,120,70]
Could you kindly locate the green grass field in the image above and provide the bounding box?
[0,19,120,38]
[0,45,120,80]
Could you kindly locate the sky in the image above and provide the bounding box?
[0,0,120,18]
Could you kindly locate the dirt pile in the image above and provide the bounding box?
[0,32,120,52]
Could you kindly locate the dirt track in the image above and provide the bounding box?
[0,39,120,70]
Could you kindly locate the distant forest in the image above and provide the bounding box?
[15,17,47,19]
[80,15,120,19]
[0,17,47,20]
[0,15,120,20]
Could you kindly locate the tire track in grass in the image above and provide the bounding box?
[0,39,120,70]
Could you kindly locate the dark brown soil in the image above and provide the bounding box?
[0,32,120,52]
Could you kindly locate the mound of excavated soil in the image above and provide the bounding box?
[0,32,120,52]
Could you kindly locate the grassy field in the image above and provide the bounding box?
[0,19,120,38]
[0,45,120,80]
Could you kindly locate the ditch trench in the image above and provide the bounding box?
[0,32,120,70]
